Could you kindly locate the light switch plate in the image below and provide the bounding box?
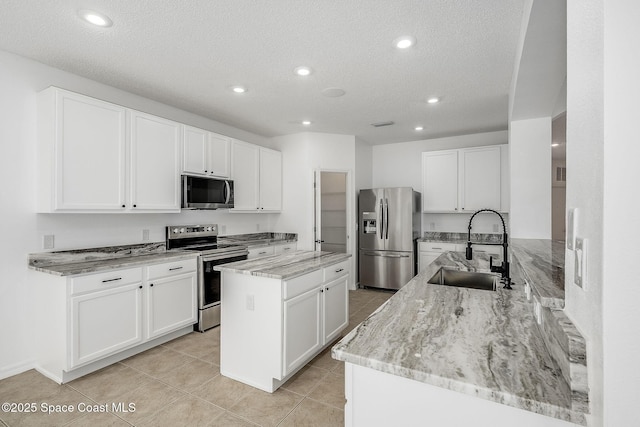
[567,208,578,250]
[43,234,55,249]
[574,238,587,289]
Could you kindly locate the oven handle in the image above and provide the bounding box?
[200,250,249,262]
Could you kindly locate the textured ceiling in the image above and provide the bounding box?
[0,0,526,145]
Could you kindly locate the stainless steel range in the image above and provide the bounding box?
[166,224,248,332]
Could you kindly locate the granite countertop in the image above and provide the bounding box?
[218,232,297,248]
[510,239,565,309]
[332,251,586,425]
[214,250,351,280]
[28,242,198,276]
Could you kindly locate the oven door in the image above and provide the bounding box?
[200,254,248,309]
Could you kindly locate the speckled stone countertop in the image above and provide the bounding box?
[28,242,197,276]
[332,251,586,425]
[214,250,350,280]
[510,239,565,309]
[218,232,297,248]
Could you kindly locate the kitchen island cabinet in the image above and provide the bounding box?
[215,251,350,392]
[333,251,588,426]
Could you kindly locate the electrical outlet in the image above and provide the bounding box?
[493,224,499,233]
[256,223,261,231]
[429,222,435,230]
[220,224,227,234]
[246,294,255,311]
[142,229,150,241]
[43,234,55,249]
[574,237,587,289]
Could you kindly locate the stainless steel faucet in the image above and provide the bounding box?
[465,209,512,289]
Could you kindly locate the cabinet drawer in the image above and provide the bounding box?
[147,258,197,280]
[323,260,349,282]
[283,269,323,300]
[418,242,459,252]
[71,267,143,295]
[471,244,502,259]
[248,246,275,259]
[274,242,297,254]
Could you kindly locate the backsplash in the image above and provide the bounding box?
[422,231,504,244]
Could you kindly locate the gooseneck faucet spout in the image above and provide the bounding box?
[466,209,512,289]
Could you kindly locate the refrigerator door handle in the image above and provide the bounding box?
[379,199,384,240]
[362,252,410,258]
[364,252,383,257]
[385,198,389,239]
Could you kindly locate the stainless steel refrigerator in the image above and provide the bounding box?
[359,187,421,290]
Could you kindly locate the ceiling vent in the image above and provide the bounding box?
[371,121,395,128]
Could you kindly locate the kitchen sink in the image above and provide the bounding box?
[427,267,497,291]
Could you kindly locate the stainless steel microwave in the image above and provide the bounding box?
[181,175,234,209]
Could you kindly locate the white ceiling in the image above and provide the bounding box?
[0,0,527,145]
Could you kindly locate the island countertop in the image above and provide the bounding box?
[332,251,586,425]
[214,250,351,280]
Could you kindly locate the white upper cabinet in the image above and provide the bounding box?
[183,126,230,178]
[230,140,282,212]
[422,150,459,212]
[459,146,501,212]
[37,87,181,213]
[130,110,181,211]
[422,145,507,213]
[38,88,127,211]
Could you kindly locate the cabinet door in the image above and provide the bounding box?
[248,246,276,259]
[283,287,322,376]
[259,148,282,211]
[183,125,208,175]
[70,283,143,368]
[55,90,127,210]
[231,141,260,210]
[208,133,230,178]
[418,252,442,273]
[146,272,197,340]
[460,146,501,212]
[130,111,181,211]
[322,276,349,344]
[422,151,458,212]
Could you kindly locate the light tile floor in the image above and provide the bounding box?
[0,289,392,427]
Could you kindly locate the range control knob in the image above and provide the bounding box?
[173,228,179,233]
[180,228,186,233]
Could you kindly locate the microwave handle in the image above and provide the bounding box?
[224,181,231,205]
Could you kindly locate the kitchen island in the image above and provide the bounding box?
[215,250,351,392]
[333,251,588,426]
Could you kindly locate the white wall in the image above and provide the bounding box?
[509,117,552,238]
[0,50,278,379]
[372,131,509,233]
[602,3,640,426]
[272,132,357,287]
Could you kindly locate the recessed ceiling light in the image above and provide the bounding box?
[294,66,313,76]
[415,126,424,131]
[427,97,440,104]
[302,121,312,126]
[394,36,416,49]
[230,86,247,94]
[78,10,113,27]
[551,143,560,147]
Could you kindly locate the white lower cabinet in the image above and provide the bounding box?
[283,287,323,375]
[220,257,350,392]
[32,257,197,383]
[71,281,143,368]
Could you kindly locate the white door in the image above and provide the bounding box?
[422,150,458,212]
[183,125,208,175]
[322,276,349,344]
[314,171,348,252]
[208,133,230,178]
[56,90,127,210]
[283,287,322,376]
[129,111,181,211]
[71,283,143,368]
[259,148,282,211]
[231,141,260,210]
[146,272,197,339]
[459,146,501,212]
